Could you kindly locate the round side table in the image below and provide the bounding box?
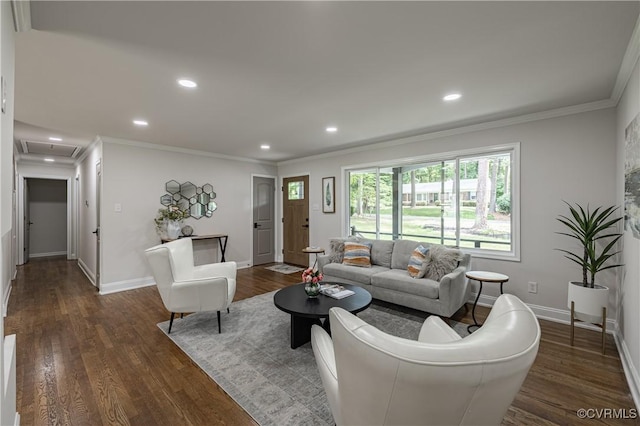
[302,247,325,268]
[466,271,509,333]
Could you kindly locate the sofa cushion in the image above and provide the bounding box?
[420,245,463,281]
[370,240,394,268]
[407,245,429,278]
[323,263,388,285]
[391,240,433,270]
[343,241,372,268]
[371,269,439,299]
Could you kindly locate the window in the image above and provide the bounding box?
[346,145,518,260]
[287,181,304,200]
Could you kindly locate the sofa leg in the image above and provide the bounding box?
[227,307,230,314]
[217,311,221,333]
[168,312,176,334]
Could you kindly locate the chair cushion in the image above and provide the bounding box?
[420,245,463,281]
[343,241,372,268]
[407,245,429,278]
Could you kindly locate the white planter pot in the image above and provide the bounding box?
[567,281,609,325]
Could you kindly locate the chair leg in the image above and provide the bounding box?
[180,313,184,319]
[227,307,230,314]
[168,312,176,334]
[217,311,222,333]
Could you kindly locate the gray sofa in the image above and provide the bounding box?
[317,239,471,317]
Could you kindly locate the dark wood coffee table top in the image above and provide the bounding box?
[273,283,372,319]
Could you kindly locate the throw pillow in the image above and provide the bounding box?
[407,245,429,278]
[420,245,463,281]
[342,241,372,268]
[328,238,346,263]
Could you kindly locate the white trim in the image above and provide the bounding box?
[98,276,156,295]
[277,99,614,167]
[29,251,67,259]
[612,14,640,104]
[74,136,102,165]
[101,136,274,166]
[77,258,96,287]
[10,0,31,32]
[3,284,11,318]
[614,327,640,409]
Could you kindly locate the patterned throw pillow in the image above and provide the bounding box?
[420,245,463,281]
[407,245,429,278]
[328,238,346,263]
[342,241,372,268]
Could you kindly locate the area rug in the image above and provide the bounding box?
[158,291,469,425]
[264,264,305,274]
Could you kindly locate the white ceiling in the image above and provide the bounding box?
[13,1,639,163]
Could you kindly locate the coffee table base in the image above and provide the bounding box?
[290,315,330,349]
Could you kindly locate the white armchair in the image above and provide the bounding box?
[311,294,540,426]
[145,238,237,333]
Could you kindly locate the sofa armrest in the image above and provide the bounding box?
[317,254,332,272]
[437,265,470,317]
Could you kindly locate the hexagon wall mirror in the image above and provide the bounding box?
[160,181,218,219]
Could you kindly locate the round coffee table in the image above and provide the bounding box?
[274,283,372,349]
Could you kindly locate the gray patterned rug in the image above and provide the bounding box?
[158,290,469,425]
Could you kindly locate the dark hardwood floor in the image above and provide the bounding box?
[5,257,637,425]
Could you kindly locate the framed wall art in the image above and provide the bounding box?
[322,176,335,213]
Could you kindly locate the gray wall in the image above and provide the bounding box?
[27,178,67,257]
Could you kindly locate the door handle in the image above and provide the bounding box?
[302,224,309,228]
[92,229,99,235]
[253,223,262,228]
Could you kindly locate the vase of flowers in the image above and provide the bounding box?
[154,206,187,240]
[302,268,323,298]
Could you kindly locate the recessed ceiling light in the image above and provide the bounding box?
[44,158,55,162]
[260,144,270,150]
[326,126,338,133]
[178,79,197,88]
[443,93,462,101]
[48,137,62,142]
[133,119,148,126]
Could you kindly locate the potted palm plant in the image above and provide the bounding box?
[556,202,623,325]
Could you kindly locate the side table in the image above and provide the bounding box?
[466,270,509,333]
[302,247,325,269]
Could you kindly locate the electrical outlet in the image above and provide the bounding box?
[528,281,538,294]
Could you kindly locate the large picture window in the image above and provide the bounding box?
[347,145,518,260]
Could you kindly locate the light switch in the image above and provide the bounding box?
[114,203,122,212]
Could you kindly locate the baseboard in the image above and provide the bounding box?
[235,260,252,269]
[3,282,11,318]
[77,258,96,287]
[29,251,67,258]
[99,276,156,295]
[614,326,640,409]
[472,293,617,334]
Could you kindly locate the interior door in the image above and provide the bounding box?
[283,175,309,266]
[252,176,275,265]
[23,178,30,263]
[95,161,101,288]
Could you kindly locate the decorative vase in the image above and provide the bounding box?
[304,281,321,298]
[166,220,181,240]
[567,281,609,324]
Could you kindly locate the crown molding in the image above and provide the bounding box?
[612,13,640,104]
[277,98,616,166]
[100,136,276,166]
[11,0,31,32]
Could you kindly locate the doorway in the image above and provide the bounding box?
[252,176,276,265]
[24,178,68,259]
[282,175,309,266]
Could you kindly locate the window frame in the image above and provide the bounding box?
[342,143,520,261]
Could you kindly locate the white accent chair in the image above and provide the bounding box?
[145,238,237,334]
[311,294,540,426]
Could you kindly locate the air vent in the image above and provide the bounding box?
[20,140,80,158]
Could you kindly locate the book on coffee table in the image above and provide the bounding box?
[320,284,355,299]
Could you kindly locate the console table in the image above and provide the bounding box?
[162,234,229,262]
